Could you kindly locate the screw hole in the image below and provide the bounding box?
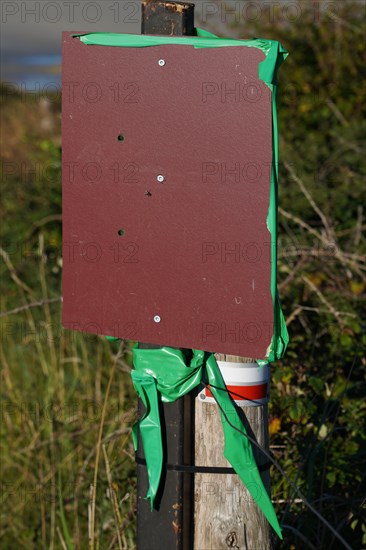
[117,134,124,142]
[117,229,125,236]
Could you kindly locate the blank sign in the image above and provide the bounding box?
[62,32,274,357]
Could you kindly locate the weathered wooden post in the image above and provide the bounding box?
[195,354,272,549]
[137,8,275,548]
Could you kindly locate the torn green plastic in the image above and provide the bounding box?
[75,28,289,364]
[132,346,283,539]
[75,28,287,91]
[84,30,290,537]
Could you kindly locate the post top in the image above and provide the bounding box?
[143,0,195,8]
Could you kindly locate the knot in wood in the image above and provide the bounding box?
[226,531,239,548]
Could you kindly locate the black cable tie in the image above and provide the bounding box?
[135,454,271,474]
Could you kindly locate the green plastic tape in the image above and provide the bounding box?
[75,28,287,90]
[132,346,283,539]
[79,29,289,537]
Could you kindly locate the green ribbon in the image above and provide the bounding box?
[88,29,288,537]
[131,346,282,539]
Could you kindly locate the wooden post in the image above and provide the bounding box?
[137,3,273,549]
[194,355,272,550]
[136,3,195,550]
[141,0,195,35]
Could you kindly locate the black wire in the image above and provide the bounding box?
[203,382,353,550]
[135,453,271,474]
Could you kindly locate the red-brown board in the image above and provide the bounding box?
[62,32,274,357]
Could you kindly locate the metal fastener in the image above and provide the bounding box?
[157,175,165,183]
[153,315,161,323]
[158,59,166,67]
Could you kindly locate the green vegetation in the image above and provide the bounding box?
[1,2,365,548]
[239,2,366,548]
[0,86,137,548]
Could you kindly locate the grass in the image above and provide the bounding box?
[0,280,137,548]
[1,122,138,547]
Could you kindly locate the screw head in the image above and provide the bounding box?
[153,315,161,323]
[199,393,206,401]
[158,59,166,67]
[157,175,165,183]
